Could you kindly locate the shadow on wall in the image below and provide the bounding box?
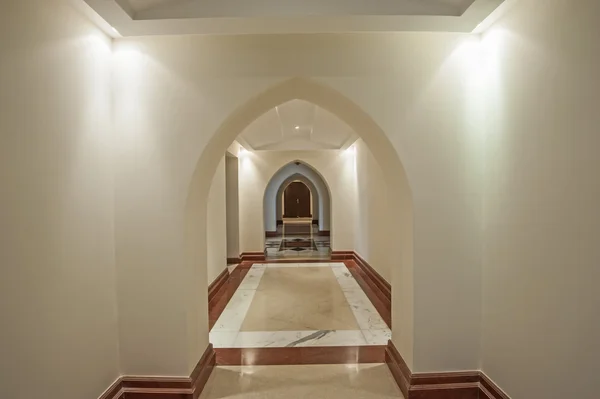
[185,77,414,365]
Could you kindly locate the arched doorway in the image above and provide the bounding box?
[283,181,311,218]
[276,173,319,227]
[263,161,333,259]
[186,77,414,365]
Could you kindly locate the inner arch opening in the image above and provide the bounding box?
[186,77,414,366]
[263,160,332,260]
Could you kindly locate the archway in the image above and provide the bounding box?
[186,77,414,364]
[263,160,332,234]
[262,161,333,259]
[276,173,319,227]
[282,181,311,218]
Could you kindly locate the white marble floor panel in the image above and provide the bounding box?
[342,288,389,330]
[210,262,391,348]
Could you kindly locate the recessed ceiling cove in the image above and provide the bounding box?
[84,0,504,36]
[236,100,358,152]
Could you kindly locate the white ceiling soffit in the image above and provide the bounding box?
[83,0,504,36]
[238,100,357,152]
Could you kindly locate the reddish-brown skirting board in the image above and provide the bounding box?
[208,268,230,306]
[98,378,123,399]
[318,230,331,236]
[331,250,354,260]
[215,345,385,366]
[99,344,216,399]
[352,252,391,303]
[385,340,510,399]
[226,257,241,264]
[209,263,253,330]
[240,251,266,261]
[345,260,391,328]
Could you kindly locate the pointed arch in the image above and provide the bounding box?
[185,77,414,365]
[262,160,332,234]
[276,174,319,225]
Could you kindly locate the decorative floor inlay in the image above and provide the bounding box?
[265,224,331,259]
[210,262,391,348]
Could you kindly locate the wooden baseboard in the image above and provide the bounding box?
[385,340,509,399]
[189,345,217,399]
[98,378,123,399]
[265,231,278,237]
[331,252,392,326]
[240,252,265,261]
[331,250,354,260]
[479,373,510,399]
[226,257,241,264]
[352,251,391,305]
[317,230,330,236]
[208,268,230,305]
[99,345,215,399]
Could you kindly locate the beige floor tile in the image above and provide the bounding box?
[199,364,404,399]
[240,267,359,331]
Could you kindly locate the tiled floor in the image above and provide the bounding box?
[210,262,391,348]
[199,364,404,399]
[265,222,331,260]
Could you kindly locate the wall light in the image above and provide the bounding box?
[295,125,300,130]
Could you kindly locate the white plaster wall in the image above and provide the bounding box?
[0,0,120,398]
[240,150,355,251]
[225,155,240,259]
[112,33,484,374]
[480,0,600,397]
[207,157,227,283]
[354,140,393,283]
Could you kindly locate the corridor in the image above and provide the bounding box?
[5,1,599,399]
[209,262,391,349]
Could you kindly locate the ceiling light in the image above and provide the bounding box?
[295,126,300,130]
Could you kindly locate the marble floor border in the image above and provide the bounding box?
[215,345,386,366]
[209,261,391,348]
[210,329,392,348]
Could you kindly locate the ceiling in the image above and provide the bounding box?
[236,100,357,152]
[83,0,504,36]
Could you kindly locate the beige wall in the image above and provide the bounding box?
[239,150,356,252]
[225,154,240,259]
[0,0,120,398]
[354,140,393,282]
[207,157,227,283]
[112,31,485,374]
[480,0,600,397]
[1,1,597,396]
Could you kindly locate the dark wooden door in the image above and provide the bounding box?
[283,182,311,218]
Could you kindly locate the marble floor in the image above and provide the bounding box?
[210,262,391,348]
[199,364,404,399]
[265,234,331,260]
